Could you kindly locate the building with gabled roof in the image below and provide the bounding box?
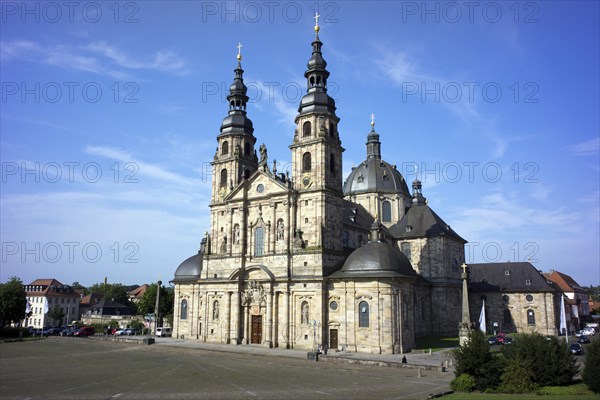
[22,279,80,328]
[544,270,590,330]
[468,263,561,335]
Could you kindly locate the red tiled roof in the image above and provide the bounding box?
[544,270,585,294]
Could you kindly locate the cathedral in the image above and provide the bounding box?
[171,20,466,354]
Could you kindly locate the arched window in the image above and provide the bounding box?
[221,141,229,155]
[359,301,369,327]
[382,200,392,222]
[329,153,335,173]
[527,309,535,325]
[302,152,312,172]
[244,142,251,156]
[303,121,311,137]
[180,299,188,320]
[220,169,227,187]
[254,227,264,256]
[503,309,512,324]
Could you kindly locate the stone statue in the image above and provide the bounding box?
[220,235,227,254]
[301,302,309,325]
[259,143,268,165]
[277,220,284,241]
[213,301,219,320]
[233,224,240,244]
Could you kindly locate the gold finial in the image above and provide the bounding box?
[314,11,320,34]
[236,42,243,61]
[370,113,375,128]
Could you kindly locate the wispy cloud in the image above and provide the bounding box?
[568,137,600,157]
[84,146,201,187]
[0,39,187,79]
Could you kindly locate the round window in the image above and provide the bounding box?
[329,301,338,311]
[257,184,264,193]
[526,294,533,302]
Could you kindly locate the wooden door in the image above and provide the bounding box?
[330,329,338,349]
[251,315,262,344]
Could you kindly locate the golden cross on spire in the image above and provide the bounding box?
[370,113,375,127]
[314,11,320,34]
[236,42,243,61]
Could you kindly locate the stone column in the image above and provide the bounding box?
[459,263,472,345]
[283,290,290,348]
[272,291,279,347]
[224,291,231,344]
[271,202,277,254]
[228,207,234,255]
[230,292,240,344]
[265,287,273,347]
[244,306,250,344]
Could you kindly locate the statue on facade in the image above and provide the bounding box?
[213,301,219,320]
[233,224,240,245]
[301,302,309,325]
[277,220,285,241]
[220,235,227,254]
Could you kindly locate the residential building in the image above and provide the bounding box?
[544,270,590,331]
[22,279,80,328]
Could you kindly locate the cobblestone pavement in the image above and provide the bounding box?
[0,337,453,400]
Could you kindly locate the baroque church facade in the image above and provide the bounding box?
[171,22,466,354]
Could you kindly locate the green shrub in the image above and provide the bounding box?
[450,374,476,392]
[452,329,503,390]
[0,327,30,338]
[498,357,538,394]
[537,383,594,395]
[502,333,576,387]
[582,336,600,393]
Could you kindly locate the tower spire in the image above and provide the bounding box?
[366,114,381,159]
[314,11,320,37]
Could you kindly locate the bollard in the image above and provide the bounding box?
[418,367,423,378]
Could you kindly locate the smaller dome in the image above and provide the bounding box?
[343,159,410,196]
[336,240,415,278]
[173,253,202,282]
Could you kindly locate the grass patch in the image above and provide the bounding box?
[443,384,600,400]
[415,336,459,351]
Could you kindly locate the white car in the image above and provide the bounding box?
[156,327,172,337]
[115,329,126,336]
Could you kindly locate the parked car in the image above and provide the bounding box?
[73,327,95,337]
[42,327,59,336]
[570,343,584,355]
[487,336,498,345]
[104,327,117,335]
[60,327,76,336]
[495,333,507,344]
[115,329,126,336]
[156,327,172,337]
[578,335,590,344]
[125,328,140,336]
[502,337,513,345]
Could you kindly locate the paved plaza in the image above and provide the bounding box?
[0,337,452,400]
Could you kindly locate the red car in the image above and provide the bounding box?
[495,333,507,344]
[74,327,95,337]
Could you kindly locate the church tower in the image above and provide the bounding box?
[290,15,345,263]
[211,44,258,204]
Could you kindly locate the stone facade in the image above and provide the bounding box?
[170,25,497,354]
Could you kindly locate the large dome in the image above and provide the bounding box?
[343,158,410,196]
[172,252,202,282]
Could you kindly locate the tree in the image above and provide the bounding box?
[583,336,600,393]
[137,284,175,326]
[0,277,27,328]
[48,305,65,326]
[71,282,89,295]
[452,329,503,390]
[88,283,130,305]
[502,333,577,387]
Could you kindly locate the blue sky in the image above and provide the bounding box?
[1,1,598,287]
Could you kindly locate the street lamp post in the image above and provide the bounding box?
[154,280,162,336]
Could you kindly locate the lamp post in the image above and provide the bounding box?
[154,280,162,336]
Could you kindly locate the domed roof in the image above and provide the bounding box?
[336,240,415,278]
[172,252,202,282]
[343,158,410,196]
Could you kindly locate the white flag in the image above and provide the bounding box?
[44,299,49,314]
[559,294,567,342]
[478,299,486,333]
[25,300,31,314]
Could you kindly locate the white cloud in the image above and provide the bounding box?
[0,39,187,78]
[568,137,600,157]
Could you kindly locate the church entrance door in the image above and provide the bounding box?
[251,315,262,344]
[330,329,338,349]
